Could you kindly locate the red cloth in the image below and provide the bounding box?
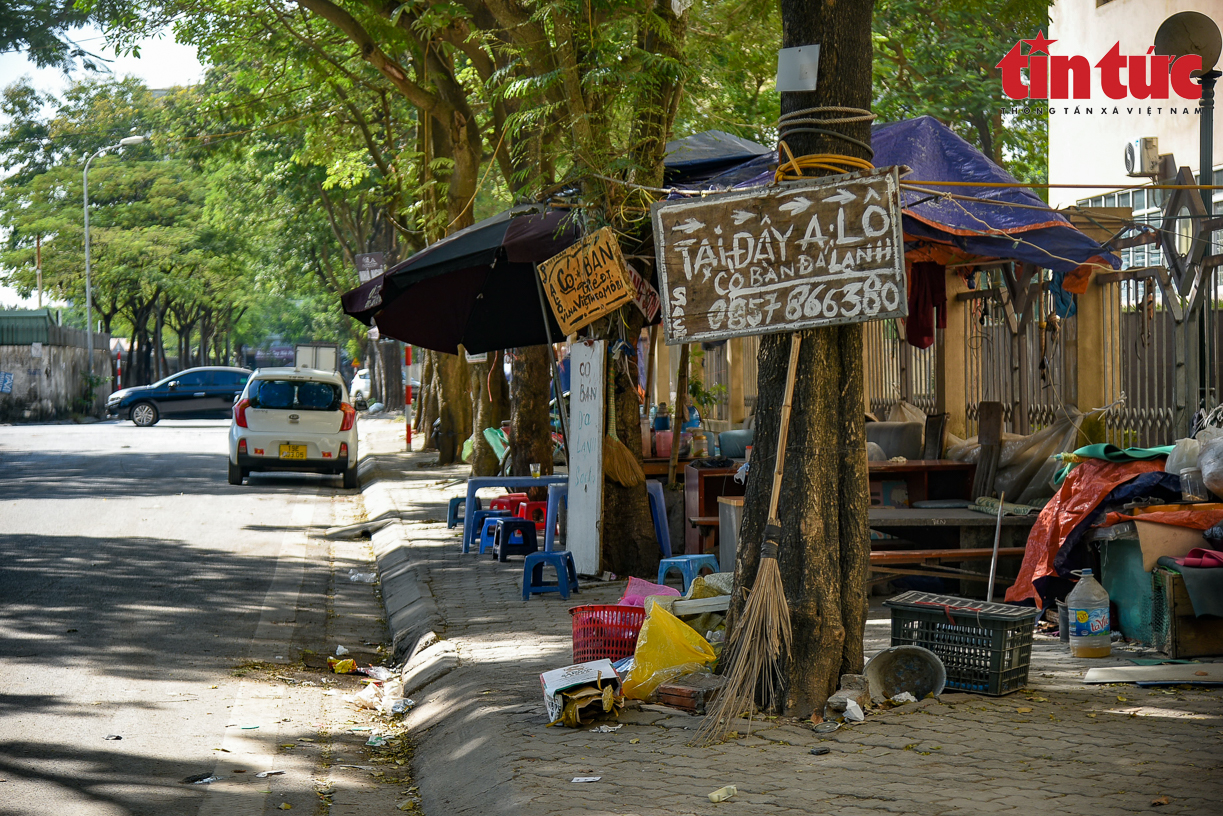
[1005,459,1168,608]
[905,262,946,349]
[1102,509,1223,531]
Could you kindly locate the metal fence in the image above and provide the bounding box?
[963,271,1071,437]
[863,318,937,419]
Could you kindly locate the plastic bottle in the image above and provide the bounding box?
[1066,568,1111,658]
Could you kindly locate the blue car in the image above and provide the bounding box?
[106,366,253,426]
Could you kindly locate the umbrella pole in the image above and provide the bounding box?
[533,263,571,468]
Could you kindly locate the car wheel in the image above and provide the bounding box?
[342,466,358,489]
[228,459,245,485]
[131,402,159,427]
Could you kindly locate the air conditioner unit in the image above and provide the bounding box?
[1124,137,1159,177]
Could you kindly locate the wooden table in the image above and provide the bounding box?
[642,457,694,477]
[869,459,976,506]
[869,546,1028,589]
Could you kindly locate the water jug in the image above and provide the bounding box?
[1066,568,1111,658]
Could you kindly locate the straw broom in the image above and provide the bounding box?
[696,333,801,745]
[604,363,645,487]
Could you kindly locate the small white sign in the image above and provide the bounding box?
[568,340,605,576]
[30,342,43,358]
[465,349,491,364]
[777,44,820,92]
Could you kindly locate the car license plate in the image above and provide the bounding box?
[279,444,308,460]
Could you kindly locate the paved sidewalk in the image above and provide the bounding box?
[368,447,1223,816]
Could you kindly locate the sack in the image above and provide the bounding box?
[1200,437,1223,498]
[1166,438,1201,475]
[619,577,680,607]
[621,605,715,700]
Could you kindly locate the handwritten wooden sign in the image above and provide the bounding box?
[538,227,634,335]
[625,262,661,322]
[650,167,907,344]
[567,340,605,575]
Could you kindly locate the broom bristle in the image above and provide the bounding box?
[694,555,791,745]
[604,437,645,487]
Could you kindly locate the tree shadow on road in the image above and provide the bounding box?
[0,534,287,680]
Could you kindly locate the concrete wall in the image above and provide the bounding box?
[1048,0,1223,208]
[0,344,113,422]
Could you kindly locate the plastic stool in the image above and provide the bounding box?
[447,495,481,529]
[478,515,504,555]
[493,518,539,561]
[467,509,510,552]
[658,554,720,594]
[490,493,529,512]
[522,551,580,600]
[517,500,549,530]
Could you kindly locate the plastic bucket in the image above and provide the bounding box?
[864,645,947,701]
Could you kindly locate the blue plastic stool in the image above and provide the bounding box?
[447,496,481,529]
[467,509,510,551]
[492,518,539,561]
[478,516,504,555]
[522,551,580,600]
[657,554,720,594]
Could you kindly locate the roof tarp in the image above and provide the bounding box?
[675,115,1119,282]
[663,130,772,185]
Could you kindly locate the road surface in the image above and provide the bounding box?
[0,418,405,814]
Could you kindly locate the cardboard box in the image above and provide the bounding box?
[540,659,620,723]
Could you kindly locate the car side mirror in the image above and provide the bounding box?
[168,380,180,389]
[233,393,241,403]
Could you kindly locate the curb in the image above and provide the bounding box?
[358,455,450,666]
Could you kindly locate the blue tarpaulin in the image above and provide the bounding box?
[673,117,1119,299]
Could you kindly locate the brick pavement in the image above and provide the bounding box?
[371,449,1223,816]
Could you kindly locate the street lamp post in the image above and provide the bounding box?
[83,134,147,377]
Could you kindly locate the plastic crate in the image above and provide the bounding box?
[570,605,646,663]
[883,591,1040,696]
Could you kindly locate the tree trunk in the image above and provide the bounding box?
[420,350,442,451]
[597,307,658,578]
[434,351,471,465]
[376,341,405,411]
[509,345,555,495]
[727,0,874,720]
[416,350,435,437]
[468,353,505,477]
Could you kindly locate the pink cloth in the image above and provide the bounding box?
[1177,548,1223,569]
[619,577,680,607]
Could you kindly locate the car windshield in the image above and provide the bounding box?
[252,379,341,411]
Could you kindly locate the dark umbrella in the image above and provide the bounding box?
[341,203,580,355]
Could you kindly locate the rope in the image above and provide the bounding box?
[776,105,876,157]
[774,141,873,183]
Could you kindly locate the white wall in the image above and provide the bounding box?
[1048,0,1223,208]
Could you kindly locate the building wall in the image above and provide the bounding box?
[1048,0,1223,209]
[0,344,112,421]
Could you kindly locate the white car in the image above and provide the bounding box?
[350,368,371,401]
[228,367,359,488]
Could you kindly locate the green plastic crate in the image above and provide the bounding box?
[883,591,1041,696]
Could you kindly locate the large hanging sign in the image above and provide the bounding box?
[537,227,634,335]
[567,340,606,576]
[651,166,907,344]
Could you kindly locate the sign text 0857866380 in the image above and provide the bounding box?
[651,166,907,344]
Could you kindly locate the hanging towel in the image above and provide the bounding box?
[905,262,946,349]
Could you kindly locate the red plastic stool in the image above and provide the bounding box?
[517,501,549,531]
[490,493,529,512]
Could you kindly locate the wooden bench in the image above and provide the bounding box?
[869,546,1027,589]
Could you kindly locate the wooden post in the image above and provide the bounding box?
[937,273,970,439]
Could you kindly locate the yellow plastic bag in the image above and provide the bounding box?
[622,605,716,700]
